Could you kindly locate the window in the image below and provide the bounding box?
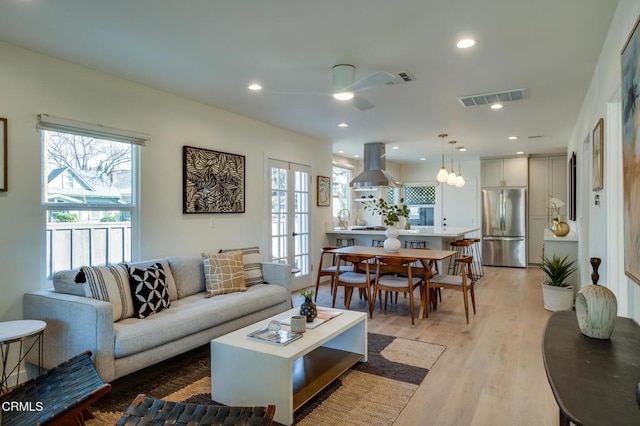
[404,184,436,226]
[39,115,146,279]
[332,165,351,218]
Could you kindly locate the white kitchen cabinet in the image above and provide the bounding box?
[528,155,567,264]
[481,157,528,187]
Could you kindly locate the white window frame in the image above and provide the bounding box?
[39,115,146,278]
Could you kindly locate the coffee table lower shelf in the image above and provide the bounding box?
[292,346,362,410]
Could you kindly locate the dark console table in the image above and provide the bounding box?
[542,311,640,425]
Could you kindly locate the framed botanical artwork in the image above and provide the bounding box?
[622,14,640,284]
[592,118,603,191]
[317,175,331,207]
[183,145,245,213]
[0,117,6,192]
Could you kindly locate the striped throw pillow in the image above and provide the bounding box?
[217,246,264,286]
[80,264,134,321]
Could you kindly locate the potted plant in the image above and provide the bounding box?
[364,197,410,252]
[540,254,577,311]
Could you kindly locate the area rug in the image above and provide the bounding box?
[87,333,445,425]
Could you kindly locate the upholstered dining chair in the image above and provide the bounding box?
[372,256,425,324]
[425,255,476,324]
[332,253,376,317]
[314,246,341,301]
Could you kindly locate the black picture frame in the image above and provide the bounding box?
[182,145,245,213]
[0,117,6,192]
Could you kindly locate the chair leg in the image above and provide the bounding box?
[332,282,339,308]
[345,287,354,309]
[425,284,431,318]
[408,288,415,325]
[470,285,477,314]
[462,286,470,324]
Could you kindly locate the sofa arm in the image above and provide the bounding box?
[261,262,292,306]
[23,290,116,381]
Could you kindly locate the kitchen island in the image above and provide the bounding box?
[326,226,480,250]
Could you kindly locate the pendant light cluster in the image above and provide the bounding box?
[435,133,465,187]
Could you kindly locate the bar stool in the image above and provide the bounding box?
[372,239,385,247]
[448,240,474,275]
[336,237,355,247]
[405,240,426,248]
[463,238,484,280]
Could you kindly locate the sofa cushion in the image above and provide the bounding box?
[52,269,85,296]
[113,283,287,358]
[125,259,178,301]
[217,246,264,286]
[128,263,171,318]
[81,264,134,321]
[166,256,205,298]
[203,252,247,297]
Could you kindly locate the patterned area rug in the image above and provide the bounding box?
[88,333,445,425]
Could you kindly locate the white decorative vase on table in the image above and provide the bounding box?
[384,225,401,252]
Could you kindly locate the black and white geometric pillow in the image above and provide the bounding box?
[128,263,171,318]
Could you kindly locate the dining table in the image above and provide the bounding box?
[328,245,457,319]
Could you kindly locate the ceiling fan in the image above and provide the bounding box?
[277,64,398,110]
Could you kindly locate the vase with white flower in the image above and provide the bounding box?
[364,197,410,252]
[547,195,569,236]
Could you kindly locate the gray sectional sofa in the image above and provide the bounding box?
[23,255,291,382]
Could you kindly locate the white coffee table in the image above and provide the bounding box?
[211,307,367,425]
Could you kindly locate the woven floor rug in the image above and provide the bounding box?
[88,333,445,425]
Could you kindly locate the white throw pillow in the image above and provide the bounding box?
[80,264,134,321]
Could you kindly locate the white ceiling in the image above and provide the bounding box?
[0,0,619,163]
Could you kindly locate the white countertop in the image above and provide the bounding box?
[327,226,479,238]
[543,229,579,242]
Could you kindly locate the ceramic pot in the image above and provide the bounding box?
[552,215,570,237]
[383,225,401,252]
[575,284,617,339]
[542,283,574,311]
[300,297,317,322]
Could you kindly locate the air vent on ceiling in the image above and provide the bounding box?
[457,88,527,107]
[389,71,416,84]
[527,135,543,139]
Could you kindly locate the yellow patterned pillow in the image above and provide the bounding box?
[203,251,247,297]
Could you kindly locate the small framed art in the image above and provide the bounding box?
[592,118,603,191]
[317,175,331,207]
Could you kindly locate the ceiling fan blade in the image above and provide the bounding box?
[342,71,396,92]
[353,96,375,111]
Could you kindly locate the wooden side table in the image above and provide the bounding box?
[542,311,640,425]
[0,320,46,391]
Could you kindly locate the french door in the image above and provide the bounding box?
[268,159,311,288]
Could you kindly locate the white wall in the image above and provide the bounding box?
[0,41,333,321]
[567,0,640,321]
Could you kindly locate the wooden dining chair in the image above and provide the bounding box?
[425,255,476,324]
[332,253,376,317]
[314,246,342,301]
[373,256,425,325]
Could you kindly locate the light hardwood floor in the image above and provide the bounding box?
[295,265,559,426]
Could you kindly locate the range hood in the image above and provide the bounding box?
[349,142,401,188]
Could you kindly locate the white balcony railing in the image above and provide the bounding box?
[45,222,131,279]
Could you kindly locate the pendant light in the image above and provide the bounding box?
[455,147,466,187]
[436,133,449,182]
[447,140,457,185]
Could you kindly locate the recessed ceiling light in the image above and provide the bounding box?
[248,83,262,91]
[338,150,344,153]
[391,146,399,150]
[491,103,503,110]
[457,39,476,49]
[508,136,519,140]
[420,157,427,161]
[337,122,349,128]
[354,155,360,158]
[457,147,467,151]
[517,151,524,155]
[333,91,354,101]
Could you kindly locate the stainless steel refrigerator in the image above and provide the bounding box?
[482,188,527,268]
